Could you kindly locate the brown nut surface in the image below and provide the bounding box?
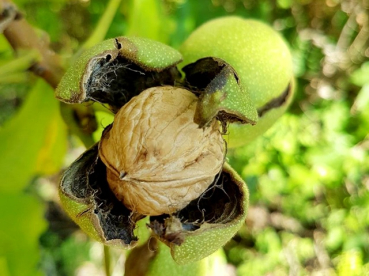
[99,86,225,216]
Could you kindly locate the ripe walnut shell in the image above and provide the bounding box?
[98,86,225,216]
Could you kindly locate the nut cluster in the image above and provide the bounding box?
[58,18,292,260]
[99,86,225,216]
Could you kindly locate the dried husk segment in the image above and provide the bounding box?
[99,86,225,216]
[55,36,182,112]
[59,144,139,248]
[149,162,248,265]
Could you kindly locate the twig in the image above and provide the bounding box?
[104,245,111,276]
[0,0,20,32]
[1,0,64,88]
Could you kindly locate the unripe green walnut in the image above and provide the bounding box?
[180,17,294,148]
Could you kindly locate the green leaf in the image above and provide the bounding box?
[0,79,61,193]
[0,36,11,52]
[0,193,47,276]
[337,250,363,276]
[35,109,68,175]
[82,0,123,50]
[352,85,369,114]
[92,110,114,142]
[0,50,40,78]
[277,0,292,9]
[125,0,171,43]
[0,258,10,276]
[350,62,369,87]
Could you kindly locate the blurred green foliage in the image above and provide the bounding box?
[0,0,368,275]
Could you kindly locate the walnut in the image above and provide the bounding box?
[98,86,225,216]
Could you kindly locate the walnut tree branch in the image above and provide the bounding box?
[0,0,96,148]
[1,0,64,88]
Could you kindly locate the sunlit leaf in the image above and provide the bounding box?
[0,258,10,276]
[125,0,172,43]
[0,79,60,193]
[337,250,363,276]
[350,62,369,87]
[92,110,114,142]
[35,110,68,175]
[351,85,369,114]
[0,193,47,276]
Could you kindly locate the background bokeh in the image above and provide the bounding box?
[0,0,368,275]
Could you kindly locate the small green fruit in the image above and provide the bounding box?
[125,238,228,276]
[180,17,294,147]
